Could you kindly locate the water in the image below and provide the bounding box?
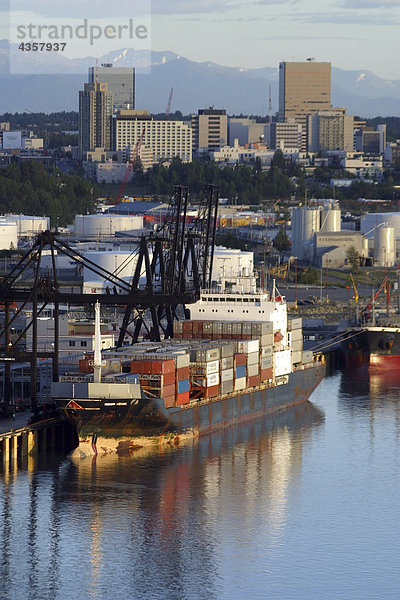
[1,370,400,600]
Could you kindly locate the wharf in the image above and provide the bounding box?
[0,413,77,470]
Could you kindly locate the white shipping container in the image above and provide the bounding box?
[221,368,234,383]
[247,363,259,377]
[288,317,302,331]
[207,372,220,387]
[260,346,273,357]
[261,356,273,369]
[290,329,303,342]
[234,376,246,391]
[221,356,234,370]
[260,334,274,346]
[236,339,259,354]
[221,380,234,395]
[247,352,259,366]
[195,347,221,362]
[302,350,314,364]
[220,342,235,358]
[291,350,302,364]
[273,349,292,377]
[291,339,303,353]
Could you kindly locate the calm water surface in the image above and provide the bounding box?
[1,370,400,600]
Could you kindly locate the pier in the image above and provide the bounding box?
[0,414,77,469]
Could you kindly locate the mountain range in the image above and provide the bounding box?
[1,41,399,117]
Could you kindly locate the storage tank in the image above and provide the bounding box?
[291,207,320,260]
[74,214,144,237]
[5,215,49,237]
[320,202,340,233]
[82,251,141,284]
[374,225,395,267]
[361,212,400,240]
[0,219,18,249]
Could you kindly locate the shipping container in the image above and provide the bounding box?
[236,339,260,354]
[251,321,273,335]
[177,379,190,394]
[288,317,302,331]
[176,366,190,381]
[221,368,234,383]
[291,339,303,353]
[291,350,302,364]
[235,364,247,379]
[221,380,234,395]
[260,356,273,369]
[247,363,259,378]
[203,385,220,398]
[164,395,176,409]
[273,349,292,376]
[221,355,234,370]
[260,333,274,347]
[234,353,247,366]
[260,346,273,357]
[176,391,190,405]
[247,352,259,366]
[234,377,246,391]
[302,350,314,364]
[190,359,220,376]
[260,367,273,382]
[247,375,260,387]
[192,347,221,363]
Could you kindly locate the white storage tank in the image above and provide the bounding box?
[320,202,341,233]
[82,251,141,285]
[374,225,395,267]
[74,214,144,237]
[5,215,49,237]
[361,213,400,240]
[0,219,18,249]
[291,207,320,260]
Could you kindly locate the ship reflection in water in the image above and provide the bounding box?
[0,403,323,600]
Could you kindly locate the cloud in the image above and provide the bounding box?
[343,0,400,6]
[5,0,235,17]
[292,9,399,24]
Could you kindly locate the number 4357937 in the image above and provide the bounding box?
[18,43,67,51]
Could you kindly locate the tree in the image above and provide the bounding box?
[273,227,290,252]
[346,246,360,270]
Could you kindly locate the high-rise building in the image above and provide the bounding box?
[191,108,228,152]
[267,119,303,150]
[112,110,192,163]
[307,109,354,152]
[79,82,113,155]
[89,64,135,110]
[278,60,331,130]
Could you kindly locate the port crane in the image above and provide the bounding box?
[0,184,219,410]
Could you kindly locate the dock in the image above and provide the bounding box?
[0,413,77,469]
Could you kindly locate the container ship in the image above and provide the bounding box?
[52,289,325,456]
[342,276,400,370]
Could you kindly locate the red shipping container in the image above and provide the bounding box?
[234,353,247,366]
[176,366,190,381]
[260,367,273,381]
[183,333,192,339]
[176,391,190,406]
[247,375,260,387]
[130,360,150,374]
[79,359,93,374]
[183,321,193,333]
[162,371,176,386]
[174,332,183,339]
[164,395,176,409]
[241,335,252,340]
[162,384,176,397]
[150,359,175,375]
[204,384,219,398]
[192,321,203,334]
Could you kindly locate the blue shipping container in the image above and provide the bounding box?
[177,379,190,394]
[235,365,246,379]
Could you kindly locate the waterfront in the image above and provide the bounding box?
[1,370,400,600]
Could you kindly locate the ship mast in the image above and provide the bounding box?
[93,301,102,383]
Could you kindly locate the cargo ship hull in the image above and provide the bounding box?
[343,327,400,370]
[62,363,325,454]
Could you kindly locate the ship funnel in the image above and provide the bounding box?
[93,301,102,383]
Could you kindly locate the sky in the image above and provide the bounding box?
[1,0,400,78]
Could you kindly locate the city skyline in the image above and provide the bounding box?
[1,0,399,79]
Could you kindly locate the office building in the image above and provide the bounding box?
[308,109,354,152]
[112,110,192,163]
[267,119,303,150]
[278,60,331,133]
[89,64,135,110]
[191,108,228,152]
[228,118,266,146]
[79,82,113,155]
